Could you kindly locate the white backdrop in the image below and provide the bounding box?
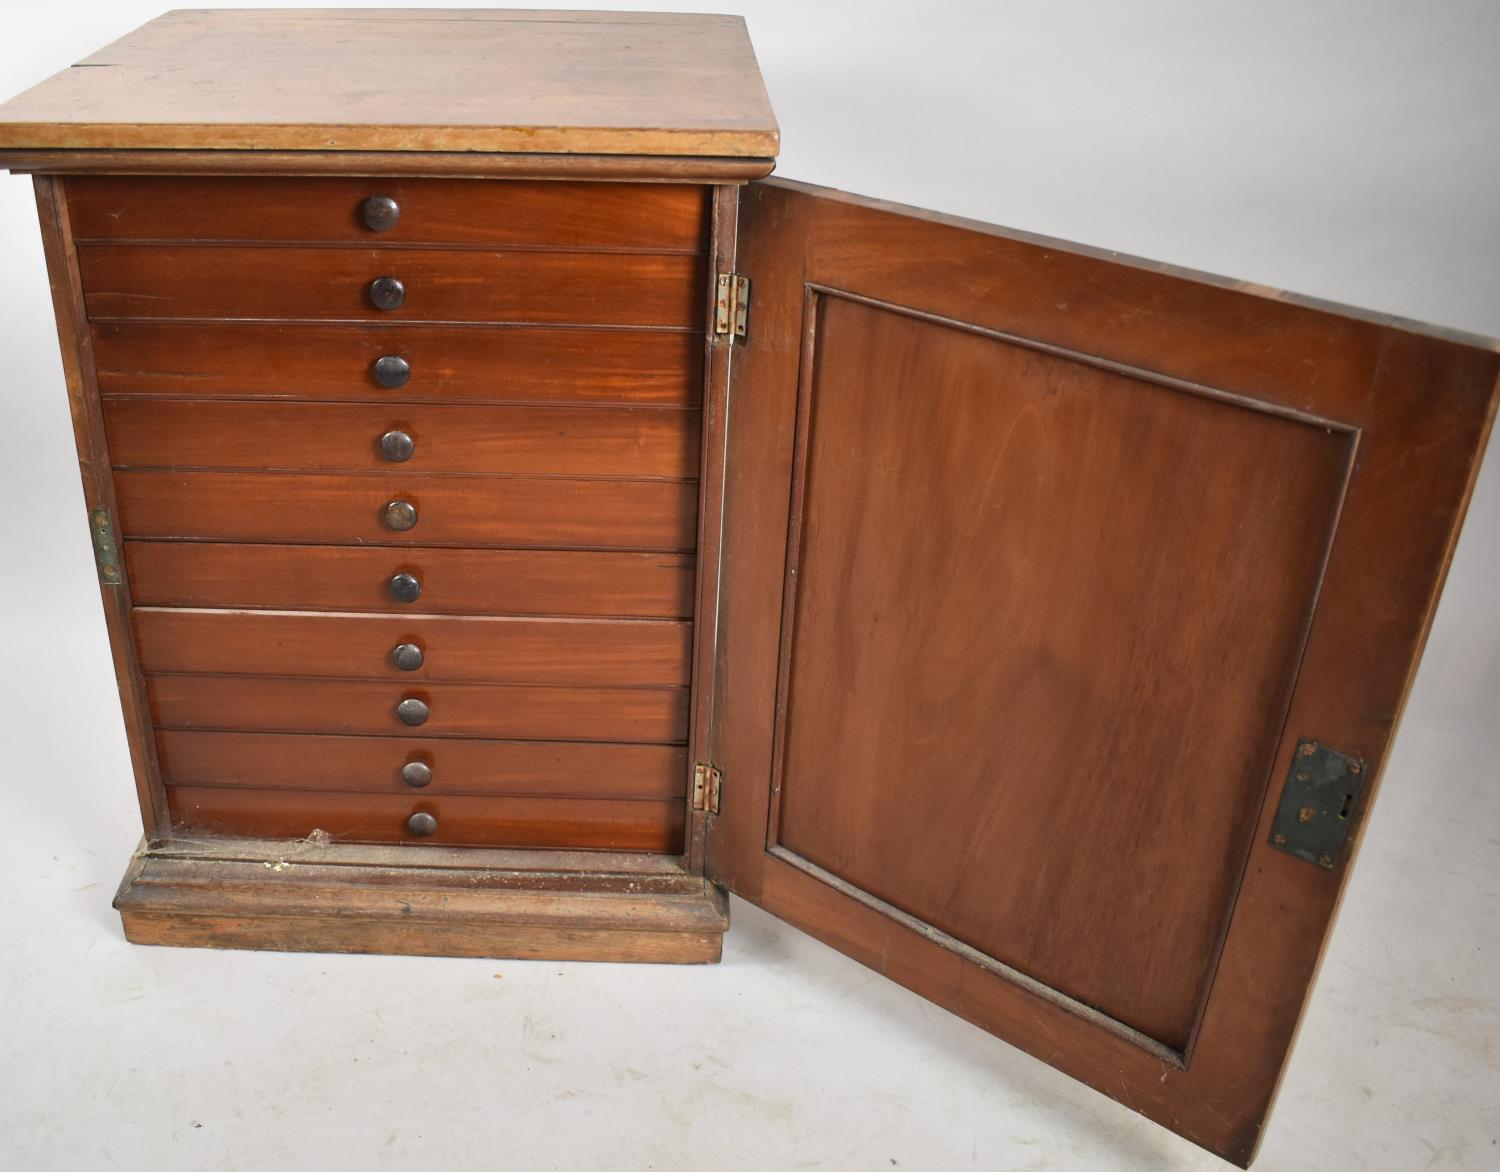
[0,3,1496,1169]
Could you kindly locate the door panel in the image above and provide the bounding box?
[711,178,1499,1164]
[775,292,1351,1052]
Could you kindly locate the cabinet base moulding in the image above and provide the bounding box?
[112,837,730,964]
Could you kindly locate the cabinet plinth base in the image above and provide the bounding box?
[113,837,729,964]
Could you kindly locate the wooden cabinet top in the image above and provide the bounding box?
[0,9,780,157]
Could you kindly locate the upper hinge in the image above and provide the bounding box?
[89,507,122,586]
[691,762,723,815]
[714,273,749,340]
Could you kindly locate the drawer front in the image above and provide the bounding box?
[147,676,690,743]
[134,609,693,686]
[104,399,701,478]
[80,245,705,326]
[156,730,688,800]
[92,322,703,406]
[67,177,710,251]
[114,471,698,550]
[124,543,696,618]
[167,787,685,852]
[81,174,711,855]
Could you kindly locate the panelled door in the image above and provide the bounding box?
[709,178,1499,1165]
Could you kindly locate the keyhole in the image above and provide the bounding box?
[1338,792,1355,819]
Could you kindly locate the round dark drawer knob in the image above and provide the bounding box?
[391,642,424,671]
[396,697,429,726]
[369,276,406,311]
[362,195,401,232]
[384,499,418,531]
[388,571,422,603]
[373,355,410,389]
[407,811,438,836]
[380,429,415,463]
[402,760,433,788]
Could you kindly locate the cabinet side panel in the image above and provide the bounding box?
[32,174,168,836]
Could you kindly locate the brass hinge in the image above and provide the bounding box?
[89,507,122,585]
[714,273,749,340]
[691,762,723,815]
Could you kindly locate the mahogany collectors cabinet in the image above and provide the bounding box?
[1,10,1495,1166]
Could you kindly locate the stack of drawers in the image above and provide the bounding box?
[70,175,711,853]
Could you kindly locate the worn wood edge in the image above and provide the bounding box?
[120,867,727,928]
[119,912,725,963]
[0,150,776,181]
[769,845,1183,1063]
[113,839,729,964]
[1234,366,1500,1167]
[683,184,740,875]
[33,175,170,836]
[144,834,696,876]
[762,177,1500,354]
[0,126,781,157]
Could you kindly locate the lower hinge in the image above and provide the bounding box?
[89,507,122,585]
[714,273,749,340]
[691,763,723,815]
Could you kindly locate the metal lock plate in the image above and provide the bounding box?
[1268,739,1366,870]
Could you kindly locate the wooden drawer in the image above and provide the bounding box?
[166,787,685,852]
[79,244,705,326]
[124,543,696,618]
[114,471,698,550]
[66,177,710,251]
[104,399,701,478]
[156,730,688,801]
[91,322,703,406]
[134,609,693,687]
[147,676,690,743]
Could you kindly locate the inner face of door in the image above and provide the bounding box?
[767,290,1353,1056]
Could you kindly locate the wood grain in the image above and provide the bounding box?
[114,845,730,963]
[79,244,706,327]
[166,786,684,853]
[31,175,171,833]
[91,321,704,406]
[124,542,696,618]
[137,835,707,882]
[0,10,779,157]
[133,608,692,687]
[711,178,1500,1165]
[148,675,690,744]
[3,150,775,182]
[113,470,699,551]
[772,292,1350,1051]
[155,730,687,800]
[121,909,722,962]
[103,399,702,478]
[683,183,741,875]
[66,177,710,250]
